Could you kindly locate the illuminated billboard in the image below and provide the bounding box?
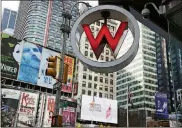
[1,34,76,90]
[81,95,118,124]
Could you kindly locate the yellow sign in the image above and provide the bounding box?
[64,55,75,83]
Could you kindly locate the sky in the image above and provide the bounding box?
[1,1,98,13]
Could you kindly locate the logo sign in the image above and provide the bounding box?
[155,92,168,119]
[71,5,140,73]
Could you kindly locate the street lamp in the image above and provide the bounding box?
[54,1,92,116]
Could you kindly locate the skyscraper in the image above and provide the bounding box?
[155,34,182,112]
[116,23,157,117]
[14,0,79,54]
[1,8,17,32]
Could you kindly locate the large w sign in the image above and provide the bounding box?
[82,22,128,59]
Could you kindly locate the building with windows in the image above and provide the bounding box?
[1,8,17,32]
[155,34,182,112]
[14,0,79,54]
[116,23,158,117]
[75,19,118,100]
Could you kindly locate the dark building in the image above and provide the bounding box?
[155,34,182,112]
[1,8,17,31]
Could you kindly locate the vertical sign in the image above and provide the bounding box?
[62,107,76,127]
[61,55,75,93]
[155,92,168,119]
[43,95,56,127]
[1,89,21,127]
[17,92,39,127]
[1,33,23,79]
[18,42,42,84]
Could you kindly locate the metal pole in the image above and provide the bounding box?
[127,85,129,127]
[55,17,68,115]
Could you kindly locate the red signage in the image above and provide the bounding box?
[61,83,78,95]
[82,22,128,59]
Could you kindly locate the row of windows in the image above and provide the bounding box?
[82,89,113,99]
[82,81,113,92]
[144,72,157,79]
[82,73,114,85]
[84,50,112,61]
[117,80,141,90]
[95,21,116,31]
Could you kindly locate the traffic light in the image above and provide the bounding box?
[45,56,69,83]
[51,115,62,127]
[46,56,58,78]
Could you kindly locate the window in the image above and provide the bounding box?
[99,92,102,98]
[101,55,104,60]
[93,83,97,90]
[90,53,93,58]
[106,50,109,55]
[83,73,87,79]
[106,57,109,61]
[82,81,86,87]
[105,86,108,91]
[94,92,97,96]
[110,94,113,99]
[105,94,108,98]
[88,90,91,96]
[100,77,103,82]
[111,26,114,31]
[96,21,100,26]
[88,83,92,88]
[99,86,103,90]
[89,75,92,80]
[110,74,113,77]
[105,78,108,84]
[110,87,113,92]
[82,89,85,94]
[96,27,99,31]
[105,73,108,76]
[94,76,98,81]
[85,44,88,49]
[85,38,88,42]
[91,26,94,31]
[84,51,88,56]
[83,66,87,71]
[110,79,113,85]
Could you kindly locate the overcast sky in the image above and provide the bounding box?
[2,1,98,13]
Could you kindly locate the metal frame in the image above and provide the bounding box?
[71,5,140,73]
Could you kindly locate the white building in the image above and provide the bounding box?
[116,23,158,117]
[75,19,118,100]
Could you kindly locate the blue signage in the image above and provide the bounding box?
[155,92,168,119]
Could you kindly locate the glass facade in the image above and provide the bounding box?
[116,23,157,115]
[1,8,17,31]
[14,1,79,54]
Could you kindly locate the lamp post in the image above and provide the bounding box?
[55,1,91,116]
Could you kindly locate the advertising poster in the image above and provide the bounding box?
[155,92,168,119]
[61,55,75,93]
[18,42,42,84]
[61,83,78,94]
[43,95,56,127]
[81,95,118,124]
[36,93,46,127]
[64,55,75,84]
[37,48,60,88]
[1,33,23,79]
[17,92,39,127]
[1,89,21,127]
[62,107,76,127]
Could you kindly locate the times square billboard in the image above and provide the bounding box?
[1,33,77,93]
